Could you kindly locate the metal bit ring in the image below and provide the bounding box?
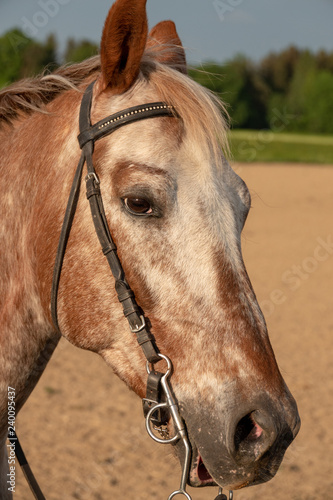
[145,402,180,444]
[146,353,173,377]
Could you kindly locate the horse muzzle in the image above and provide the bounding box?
[178,392,301,490]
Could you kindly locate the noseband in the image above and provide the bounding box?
[15,81,233,500]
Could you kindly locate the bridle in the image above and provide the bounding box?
[9,81,233,500]
[51,80,171,365]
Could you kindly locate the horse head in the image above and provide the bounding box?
[44,0,300,492]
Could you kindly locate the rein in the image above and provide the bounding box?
[9,81,233,500]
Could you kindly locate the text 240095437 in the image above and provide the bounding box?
[7,387,16,493]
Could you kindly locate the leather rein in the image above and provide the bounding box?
[9,81,233,500]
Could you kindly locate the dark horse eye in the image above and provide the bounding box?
[124,197,152,215]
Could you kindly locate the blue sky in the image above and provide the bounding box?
[0,0,332,64]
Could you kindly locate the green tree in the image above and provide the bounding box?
[259,46,300,93]
[64,38,98,63]
[301,70,333,133]
[190,56,269,129]
[0,29,28,87]
[286,51,316,131]
[316,49,333,73]
[2,31,333,134]
[0,29,58,88]
[21,34,58,76]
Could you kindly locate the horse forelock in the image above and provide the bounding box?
[145,59,230,160]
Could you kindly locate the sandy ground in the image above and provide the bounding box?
[13,163,333,500]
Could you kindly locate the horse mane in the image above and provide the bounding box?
[0,51,229,156]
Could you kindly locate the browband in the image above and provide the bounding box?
[78,101,175,148]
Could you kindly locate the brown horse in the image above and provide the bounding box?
[0,0,300,498]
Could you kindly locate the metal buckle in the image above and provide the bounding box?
[85,172,100,184]
[130,314,146,333]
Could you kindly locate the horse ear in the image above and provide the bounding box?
[97,0,148,94]
[147,21,187,74]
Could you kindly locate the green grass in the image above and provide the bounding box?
[229,130,333,164]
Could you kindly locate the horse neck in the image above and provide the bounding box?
[0,90,82,431]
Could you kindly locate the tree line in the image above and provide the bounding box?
[190,47,333,134]
[1,28,333,134]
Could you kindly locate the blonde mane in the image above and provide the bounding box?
[0,52,229,156]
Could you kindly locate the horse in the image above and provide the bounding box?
[0,0,300,498]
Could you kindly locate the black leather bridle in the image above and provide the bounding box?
[51,80,176,364]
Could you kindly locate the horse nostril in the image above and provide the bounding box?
[234,413,263,452]
[233,410,278,465]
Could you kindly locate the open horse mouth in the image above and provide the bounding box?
[190,452,216,487]
[187,440,264,490]
[187,444,254,490]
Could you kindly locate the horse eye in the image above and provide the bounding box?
[124,197,152,215]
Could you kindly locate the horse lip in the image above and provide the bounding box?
[188,442,216,487]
